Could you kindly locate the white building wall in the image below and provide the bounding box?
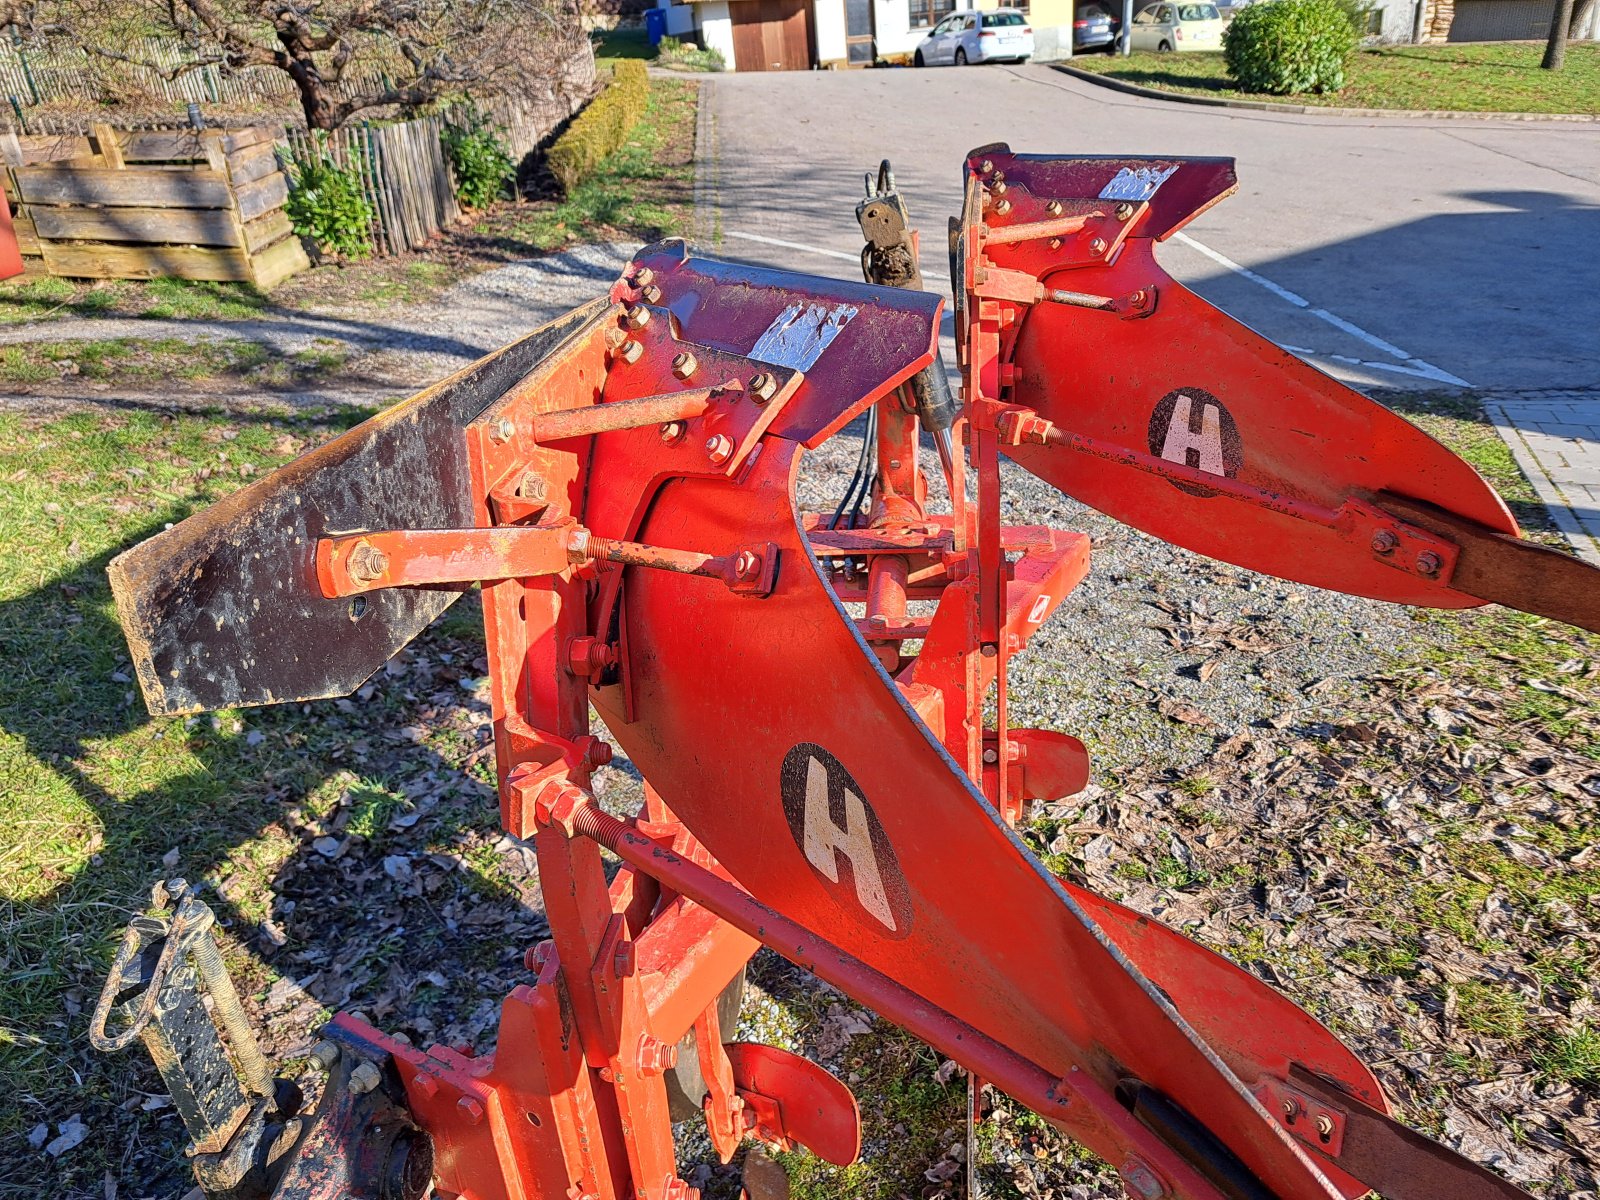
[696,0,739,65]
[873,0,928,56]
[815,0,850,61]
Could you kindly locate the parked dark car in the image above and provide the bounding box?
[1073,3,1120,52]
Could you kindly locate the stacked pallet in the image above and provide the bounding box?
[0,122,309,288]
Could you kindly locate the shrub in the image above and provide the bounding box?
[284,146,375,260]
[442,119,516,209]
[657,35,726,72]
[546,59,650,194]
[1223,0,1359,94]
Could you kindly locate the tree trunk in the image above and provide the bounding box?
[1570,0,1595,38]
[1543,0,1575,68]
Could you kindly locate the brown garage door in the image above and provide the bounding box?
[730,0,812,71]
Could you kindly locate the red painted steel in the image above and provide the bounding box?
[101,149,1597,1200]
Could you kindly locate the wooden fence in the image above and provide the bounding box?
[2,123,309,287]
[0,39,389,112]
[285,116,460,258]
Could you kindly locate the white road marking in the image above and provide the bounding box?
[1172,232,1472,387]
[725,229,952,283]
[726,226,1470,389]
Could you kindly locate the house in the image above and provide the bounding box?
[655,0,1597,70]
[657,0,1086,69]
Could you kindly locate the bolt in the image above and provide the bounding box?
[671,350,698,380]
[632,266,655,287]
[660,421,686,445]
[457,1096,484,1125]
[346,540,389,583]
[641,284,663,304]
[309,1040,340,1070]
[1416,550,1443,577]
[734,550,762,580]
[348,1060,382,1095]
[524,939,554,972]
[980,644,998,658]
[637,1034,679,1076]
[518,472,548,504]
[979,158,993,173]
[982,746,999,765]
[411,1073,438,1099]
[994,198,1012,216]
[1119,1158,1166,1200]
[992,180,1008,196]
[1045,199,1063,216]
[1049,238,1062,250]
[1281,1097,1300,1121]
[1316,1113,1335,1142]
[1089,237,1108,257]
[1371,529,1399,555]
[705,433,734,465]
[749,372,778,404]
[623,304,650,329]
[618,339,644,365]
[489,417,516,443]
[1115,202,1134,221]
[603,325,627,350]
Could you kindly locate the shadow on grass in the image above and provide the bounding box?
[0,407,530,1199]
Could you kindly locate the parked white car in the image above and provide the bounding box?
[1127,1,1226,50]
[914,8,1035,66]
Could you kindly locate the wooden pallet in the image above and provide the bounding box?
[1,123,309,287]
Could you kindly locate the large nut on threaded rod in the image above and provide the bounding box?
[532,778,593,836]
[636,1033,679,1077]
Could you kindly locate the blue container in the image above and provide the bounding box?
[645,8,668,46]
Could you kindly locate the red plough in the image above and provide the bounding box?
[91,148,1598,1200]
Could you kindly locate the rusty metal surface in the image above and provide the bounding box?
[108,299,607,714]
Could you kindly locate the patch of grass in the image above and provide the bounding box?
[1452,980,1531,1041]
[592,26,655,64]
[140,277,270,320]
[1065,43,1600,114]
[1535,1025,1600,1086]
[503,79,697,251]
[0,337,350,389]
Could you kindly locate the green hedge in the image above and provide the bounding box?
[547,60,650,193]
[1223,0,1359,94]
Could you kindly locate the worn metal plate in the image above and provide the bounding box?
[111,299,608,715]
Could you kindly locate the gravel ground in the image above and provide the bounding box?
[0,243,638,412]
[11,254,1595,1200]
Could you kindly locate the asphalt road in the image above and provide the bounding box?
[696,65,1600,393]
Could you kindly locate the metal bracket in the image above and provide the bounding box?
[1255,1076,1347,1158]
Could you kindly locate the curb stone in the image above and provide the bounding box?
[1049,62,1600,123]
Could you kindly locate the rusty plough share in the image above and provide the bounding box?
[89,147,1599,1200]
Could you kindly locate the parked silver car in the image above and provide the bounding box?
[914,8,1036,66]
[1127,1,1226,50]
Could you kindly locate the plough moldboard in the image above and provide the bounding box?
[89,147,1600,1200]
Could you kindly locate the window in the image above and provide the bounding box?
[1176,3,1219,17]
[910,0,959,28]
[985,11,1029,24]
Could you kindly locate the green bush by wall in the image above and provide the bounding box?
[284,146,375,260]
[1223,0,1360,94]
[546,60,650,194]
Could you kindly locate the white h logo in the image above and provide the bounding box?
[802,756,897,932]
[1159,393,1225,476]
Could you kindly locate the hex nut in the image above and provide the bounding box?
[309,1040,340,1070]
[660,421,686,445]
[734,550,761,580]
[1371,530,1399,555]
[346,541,388,583]
[624,304,650,329]
[1115,202,1135,221]
[618,339,644,365]
[749,372,778,404]
[994,198,1012,216]
[641,284,663,304]
[632,266,655,287]
[1045,199,1063,216]
[489,417,516,443]
[1089,237,1108,257]
[671,351,697,380]
[1416,550,1443,577]
[348,1060,382,1095]
[705,434,734,465]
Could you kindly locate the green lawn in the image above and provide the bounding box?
[1066,41,1600,113]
